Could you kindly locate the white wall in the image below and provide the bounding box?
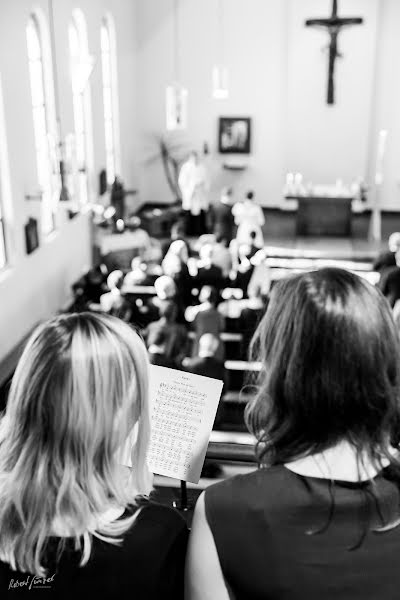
[0,0,140,362]
[134,0,400,210]
[368,0,400,210]
[0,214,92,361]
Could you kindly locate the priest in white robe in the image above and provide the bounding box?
[178,151,209,235]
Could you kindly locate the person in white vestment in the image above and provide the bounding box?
[232,190,264,247]
[178,151,209,236]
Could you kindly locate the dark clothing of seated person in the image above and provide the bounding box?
[147,328,181,370]
[186,268,400,600]
[373,233,400,274]
[0,500,187,599]
[168,263,193,308]
[239,305,264,358]
[195,243,225,291]
[211,188,235,243]
[195,264,224,291]
[0,313,188,599]
[149,276,186,324]
[373,249,396,273]
[84,266,108,303]
[379,265,400,307]
[231,266,254,298]
[144,302,188,365]
[186,287,225,362]
[183,334,225,427]
[239,289,268,358]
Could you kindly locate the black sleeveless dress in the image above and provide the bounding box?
[205,464,400,600]
[0,501,187,599]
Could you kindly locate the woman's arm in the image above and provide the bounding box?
[185,492,233,600]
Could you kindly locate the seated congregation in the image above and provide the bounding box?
[1,235,400,597]
[3,0,400,595]
[70,201,269,413]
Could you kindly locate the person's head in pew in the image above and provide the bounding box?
[199,285,219,307]
[198,333,219,358]
[154,275,177,300]
[388,232,400,254]
[246,267,400,465]
[170,221,186,241]
[0,312,153,576]
[162,252,184,278]
[199,243,214,267]
[167,239,189,264]
[107,269,124,292]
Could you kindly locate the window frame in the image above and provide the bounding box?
[69,9,94,206]
[100,13,121,186]
[26,11,58,237]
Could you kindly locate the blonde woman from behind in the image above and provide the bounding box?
[0,313,187,599]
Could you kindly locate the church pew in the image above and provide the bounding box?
[154,430,256,493]
[224,360,261,393]
[224,360,261,371]
[121,284,156,295]
[265,257,373,272]
[206,430,256,463]
[187,331,242,342]
[223,390,253,404]
[187,331,244,359]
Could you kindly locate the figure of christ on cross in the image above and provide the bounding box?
[305,0,363,105]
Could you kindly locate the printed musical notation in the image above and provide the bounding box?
[147,365,223,483]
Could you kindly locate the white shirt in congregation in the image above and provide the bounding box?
[232,200,265,247]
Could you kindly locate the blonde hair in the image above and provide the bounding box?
[0,312,152,575]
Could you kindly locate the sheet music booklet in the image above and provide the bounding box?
[121,365,224,484]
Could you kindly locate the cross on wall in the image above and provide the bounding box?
[305,0,363,105]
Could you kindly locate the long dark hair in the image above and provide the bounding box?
[246,268,400,470]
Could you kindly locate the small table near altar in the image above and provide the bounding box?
[286,195,354,237]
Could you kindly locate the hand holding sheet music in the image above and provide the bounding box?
[147,365,223,484]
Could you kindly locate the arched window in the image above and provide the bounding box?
[69,9,94,205]
[26,12,58,235]
[100,14,121,186]
[0,74,11,269]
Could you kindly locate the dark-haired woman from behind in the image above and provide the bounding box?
[186,267,400,600]
[0,313,187,599]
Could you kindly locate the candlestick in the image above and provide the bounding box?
[375,129,387,185]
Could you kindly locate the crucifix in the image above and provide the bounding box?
[305,0,363,105]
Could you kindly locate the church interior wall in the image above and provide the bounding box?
[134,0,400,212]
[0,0,139,363]
[1,0,400,360]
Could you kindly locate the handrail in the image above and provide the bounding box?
[224,360,261,371]
[207,431,256,464]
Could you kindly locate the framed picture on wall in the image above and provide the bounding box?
[25,217,39,255]
[218,117,251,154]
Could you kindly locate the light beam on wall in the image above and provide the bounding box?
[166,0,188,130]
[212,0,229,99]
[166,83,188,130]
[212,65,229,100]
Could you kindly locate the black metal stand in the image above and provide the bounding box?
[173,480,192,512]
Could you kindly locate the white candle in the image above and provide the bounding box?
[375,129,388,185]
[294,173,303,195]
